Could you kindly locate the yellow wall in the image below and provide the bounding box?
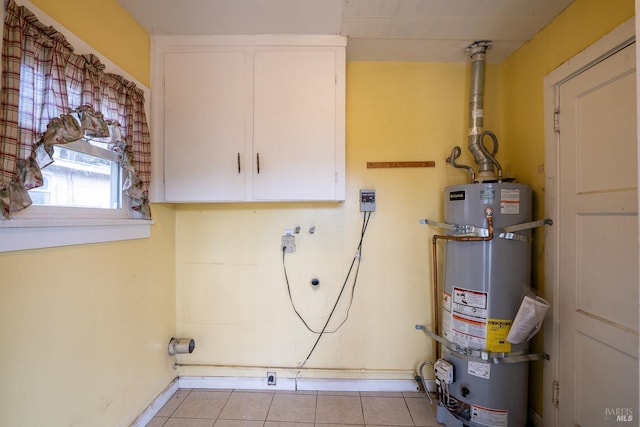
[0,2,175,426]
[174,61,504,379]
[500,0,635,414]
[30,0,149,86]
[1,0,634,424]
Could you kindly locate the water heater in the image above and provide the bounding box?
[439,182,531,427]
[416,41,551,427]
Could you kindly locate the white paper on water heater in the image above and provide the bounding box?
[506,295,550,344]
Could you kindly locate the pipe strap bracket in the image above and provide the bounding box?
[415,324,549,364]
[497,232,529,242]
[419,219,489,237]
[495,219,554,242]
[502,218,553,233]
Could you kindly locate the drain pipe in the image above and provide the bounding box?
[466,41,496,182]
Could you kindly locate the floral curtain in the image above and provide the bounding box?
[0,0,151,218]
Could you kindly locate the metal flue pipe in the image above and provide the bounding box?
[466,41,497,182]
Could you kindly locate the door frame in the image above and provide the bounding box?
[542,17,636,427]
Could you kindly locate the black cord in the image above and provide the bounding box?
[282,242,362,334]
[282,248,318,333]
[327,211,370,331]
[297,211,371,368]
[282,211,371,334]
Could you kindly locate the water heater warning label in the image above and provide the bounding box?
[500,189,520,214]
[468,361,491,379]
[451,287,488,349]
[486,319,512,352]
[441,292,453,341]
[453,288,487,313]
[471,404,508,427]
[452,313,486,348]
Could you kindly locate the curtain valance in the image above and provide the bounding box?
[0,0,151,218]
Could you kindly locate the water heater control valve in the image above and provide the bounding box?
[434,359,454,385]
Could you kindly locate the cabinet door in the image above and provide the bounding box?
[253,50,339,200]
[164,51,247,201]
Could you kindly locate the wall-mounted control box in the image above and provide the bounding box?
[360,189,376,212]
[434,359,454,385]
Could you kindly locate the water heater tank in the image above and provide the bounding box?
[438,182,531,427]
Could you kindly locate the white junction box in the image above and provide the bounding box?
[360,189,376,212]
[434,359,454,385]
[282,235,296,253]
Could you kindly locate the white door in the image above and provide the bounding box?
[557,42,638,426]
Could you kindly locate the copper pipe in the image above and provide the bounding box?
[430,207,494,360]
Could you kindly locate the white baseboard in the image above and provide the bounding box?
[179,375,427,392]
[297,378,423,392]
[179,375,298,391]
[129,377,179,427]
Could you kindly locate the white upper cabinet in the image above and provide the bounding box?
[150,36,346,203]
[164,50,247,201]
[253,50,338,200]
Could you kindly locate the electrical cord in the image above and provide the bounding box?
[282,211,371,368]
[282,248,320,333]
[282,211,370,334]
[299,211,371,368]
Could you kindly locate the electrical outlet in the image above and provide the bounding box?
[267,372,276,386]
[282,235,296,253]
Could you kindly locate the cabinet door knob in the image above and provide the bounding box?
[256,153,260,174]
[237,153,241,174]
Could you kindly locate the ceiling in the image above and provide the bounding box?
[117,0,574,63]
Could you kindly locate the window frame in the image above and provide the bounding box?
[35,139,124,210]
[0,0,153,253]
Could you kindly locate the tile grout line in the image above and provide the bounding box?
[402,395,417,427]
[169,388,192,419]
[358,392,365,426]
[265,388,276,426]
[313,389,318,426]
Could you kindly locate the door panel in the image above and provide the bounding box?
[575,68,637,194]
[576,214,638,332]
[574,330,638,426]
[558,42,639,427]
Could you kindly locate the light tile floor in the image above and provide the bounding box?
[146,389,444,427]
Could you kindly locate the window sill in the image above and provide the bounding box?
[0,218,153,252]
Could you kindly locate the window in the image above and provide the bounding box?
[0,0,152,252]
[31,139,123,210]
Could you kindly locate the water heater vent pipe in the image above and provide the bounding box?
[443,40,506,183]
[467,41,499,182]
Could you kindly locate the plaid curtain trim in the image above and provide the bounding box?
[0,0,151,218]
